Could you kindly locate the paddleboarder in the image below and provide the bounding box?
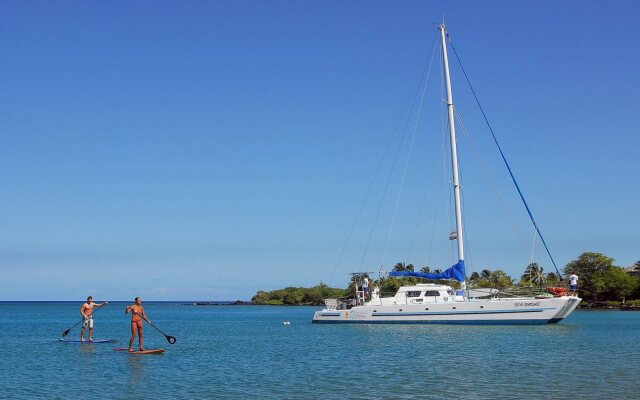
[125,297,151,352]
[80,296,108,342]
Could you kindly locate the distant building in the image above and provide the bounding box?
[624,264,640,277]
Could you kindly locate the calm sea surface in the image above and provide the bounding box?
[0,302,637,399]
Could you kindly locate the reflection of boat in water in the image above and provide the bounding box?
[313,24,581,325]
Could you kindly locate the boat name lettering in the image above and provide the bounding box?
[514,302,540,307]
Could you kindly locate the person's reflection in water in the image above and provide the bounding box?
[79,343,96,356]
[126,354,146,384]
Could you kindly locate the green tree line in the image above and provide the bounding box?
[251,283,346,306]
[252,252,640,306]
[563,252,638,304]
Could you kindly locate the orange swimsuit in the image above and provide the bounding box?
[130,305,144,328]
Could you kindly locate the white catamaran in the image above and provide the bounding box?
[313,24,581,325]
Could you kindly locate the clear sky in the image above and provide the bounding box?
[1,1,639,300]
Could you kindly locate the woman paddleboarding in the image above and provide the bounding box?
[125,297,151,352]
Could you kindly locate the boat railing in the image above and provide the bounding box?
[324,299,339,310]
[485,285,573,299]
[494,286,548,298]
[324,297,358,310]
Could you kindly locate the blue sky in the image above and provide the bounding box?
[1,1,639,300]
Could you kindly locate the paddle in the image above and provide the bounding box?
[61,303,107,337]
[131,310,177,344]
[144,319,177,345]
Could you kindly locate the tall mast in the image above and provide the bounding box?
[439,24,465,266]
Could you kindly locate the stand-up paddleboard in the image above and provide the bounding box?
[59,338,116,343]
[113,348,164,354]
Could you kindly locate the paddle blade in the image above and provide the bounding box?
[63,329,71,337]
[167,336,177,344]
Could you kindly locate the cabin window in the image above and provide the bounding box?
[447,290,455,296]
[406,291,422,298]
[424,291,440,297]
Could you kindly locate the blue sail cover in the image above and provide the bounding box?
[389,260,465,282]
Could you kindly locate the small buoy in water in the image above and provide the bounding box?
[283,321,290,325]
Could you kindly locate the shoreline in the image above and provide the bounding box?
[1,301,638,310]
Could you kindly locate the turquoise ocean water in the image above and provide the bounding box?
[0,302,637,399]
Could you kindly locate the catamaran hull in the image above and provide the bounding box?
[312,296,581,325]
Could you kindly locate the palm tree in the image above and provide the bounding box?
[469,271,480,286]
[481,269,492,281]
[521,263,545,286]
[393,262,407,272]
[420,265,431,274]
[392,262,415,272]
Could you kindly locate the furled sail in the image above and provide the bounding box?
[389,260,465,282]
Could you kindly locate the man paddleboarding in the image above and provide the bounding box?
[80,296,108,342]
[125,297,151,352]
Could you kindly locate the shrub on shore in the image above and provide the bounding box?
[251,283,346,306]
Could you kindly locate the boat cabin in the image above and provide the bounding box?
[367,283,462,306]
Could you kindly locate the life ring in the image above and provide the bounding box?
[547,287,568,297]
